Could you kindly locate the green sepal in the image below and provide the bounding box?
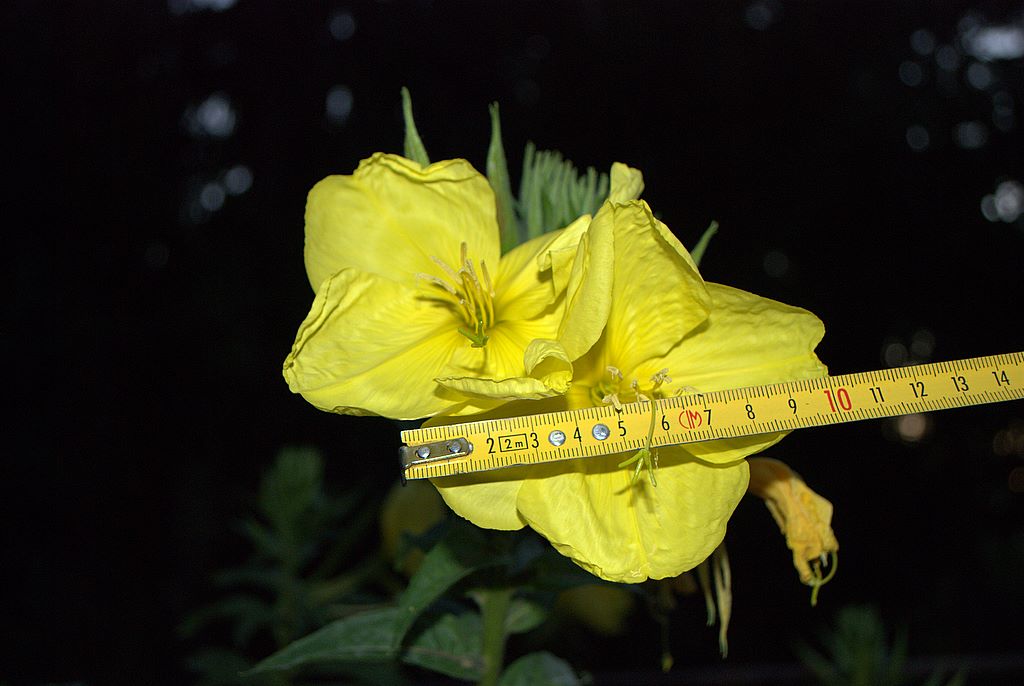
[487,103,521,254]
[517,144,608,239]
[401,87,430,167]
[690,221,719,267]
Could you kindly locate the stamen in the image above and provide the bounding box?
[416,272,458,297]
[606,366,623,380]
[602,393,623,411]
[424,242,496,347]
[430,254,462,285]
[480,260,495,297]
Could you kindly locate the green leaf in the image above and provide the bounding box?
[401,612,485,680]
[503,597,548,635]
[497,652,580,686]
[391,521,505,646]
[245,607,401,675]
[486,103,520,254]
[690,221,718,268]
[401,87,430,166]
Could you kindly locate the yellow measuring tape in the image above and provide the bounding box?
[400,352,1023,480]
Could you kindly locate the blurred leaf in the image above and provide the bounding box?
[401,611,485,680]
[240,519,282,559]
[503,597,548,635]
[185,647,254,686]
[179,594,275,642]
[213,566,285,592]
[401,87,430,166]
[497,651,580,686]
[486,102,520,253]
[391,520,507,645]
[795,605,910,686]
[245,607,401,675]
[259,446,323,535]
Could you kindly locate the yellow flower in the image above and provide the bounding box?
[282,153,612,420]
[747,456,838,603]
[433,199,828,583]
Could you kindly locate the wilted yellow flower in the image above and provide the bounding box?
[747,456,838,603]
[433,199,828,582]
[283,153,611,419]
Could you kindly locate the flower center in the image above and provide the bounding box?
[418,242,495,347]
[590,366,672,409]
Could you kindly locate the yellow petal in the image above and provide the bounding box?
[660,282,826,390]
[555,202,615,361]
[648,282,827,464]
[283,268,465,419]
[304,154,499,293]
[515,449,749,582]
[493,226,570,323]
[605,201,711,374]
[607,162,644,202]
[432,468,529,531]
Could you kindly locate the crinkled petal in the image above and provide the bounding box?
[304,154,499,293]
[647,282,827,463]
[607,162,644,202]
[283,268,465,419]
[606,201,711,374]
[538,215,591,299]
[516,449,750,582]
[436,338,572,400]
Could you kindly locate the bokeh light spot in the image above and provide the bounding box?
[910,28,936,55]
[899,61,923,87]
[224,165,253,195]
[326,85,354,125]
[906,124,930,151]
[897,413,930,443]
[953,120,987,149]
[329,10,356,41]
[762,249,790,278]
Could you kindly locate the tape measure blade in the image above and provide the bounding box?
[400,352,1023,480]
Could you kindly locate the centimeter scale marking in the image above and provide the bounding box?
[399,352,1024,481]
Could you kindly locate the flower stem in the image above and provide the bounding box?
[477,587,514,686]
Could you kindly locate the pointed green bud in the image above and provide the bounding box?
[690,221,719,267]
[486,103,520,253]
[400,87,430,167]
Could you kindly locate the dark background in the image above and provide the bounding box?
[6,1,1024,683]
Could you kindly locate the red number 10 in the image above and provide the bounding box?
[824,387,852,412]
